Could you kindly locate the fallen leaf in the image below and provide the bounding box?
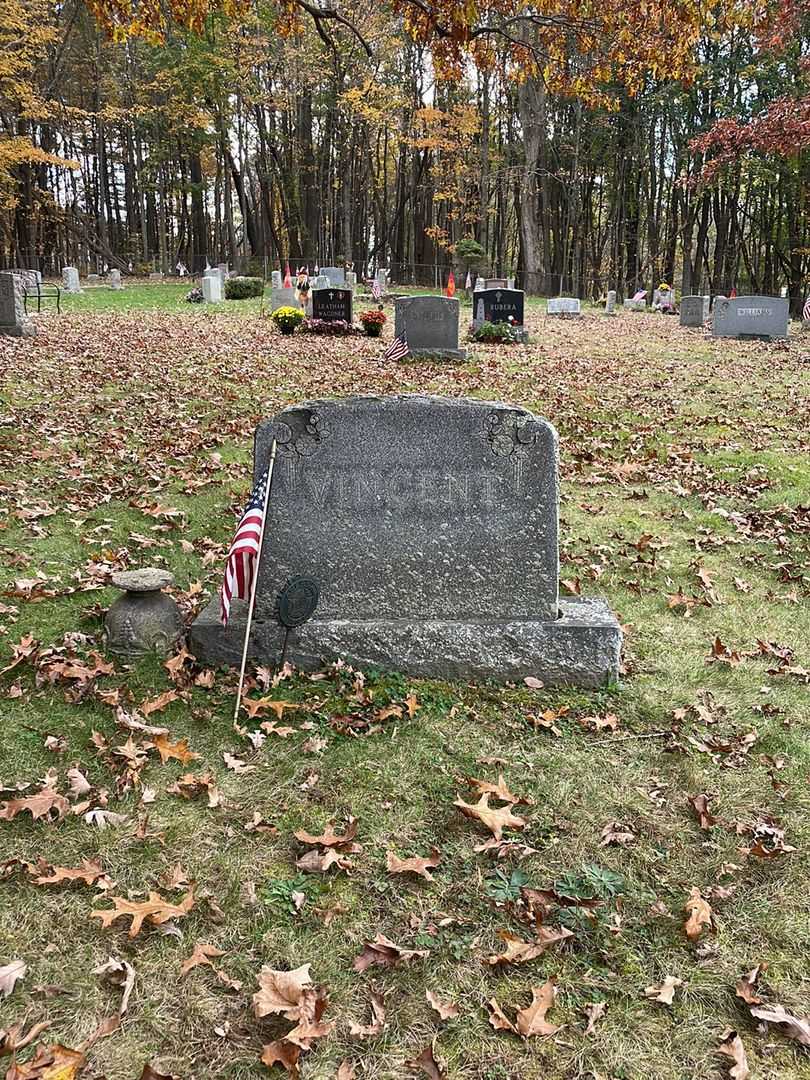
[749,1002,810,1046]
[426,990,459,1020]
[485,998,516,1033]
[253,964,313,1019]
[140,690,179,717]
[583,1001,606,1035]
[353,933,428,973]
[405,1041,446,1078]
[294,818,358,849]
[93,957,135,1014]
[516,979,561,1038]
[523,676,543,689]
[453,792,526,840]
[180,942,225,976]
[684,887,714,941]
[223,752,255,774]
[151,734,199,765]
[600,820,636,846]
[166,772,219,807]
[348,991,386,1038]
[260,1040,301,1078]
[296,849,352,874]
[487,927,573,965]
[33,859,110,889]
[91,888,194,938]
[336,1062,355,1080]
[735,964,765,1005]
[0,788,69,823]
[5,1043,85,1079]
[386,848,441,880]
[718,1028,750,1080]
[690,793,718,829]
[644,975,683,1004]
[468,774,532,805]
[0,959,26,998]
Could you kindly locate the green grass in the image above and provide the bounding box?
[0,296,809,1079]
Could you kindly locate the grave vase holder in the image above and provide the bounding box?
[104,569,183,658]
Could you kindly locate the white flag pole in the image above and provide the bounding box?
[233,439,278,723]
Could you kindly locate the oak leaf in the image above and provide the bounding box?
[683,887,714,941]
[33,859,110,889]
[91,887,194,937]
[296,849,352,874]
[386,848,441,880]
[151,734,198,765]
[583,1001,606,1035]
[468,774,532,805]
[353,933,428,973]
[0,788,68,823]
[5,1043,85,1079]
[166,772,219,807]
[515,979,561,1038]
[140,690,179,716]
[93,957,135,1014]
[485,998,516,1033]
[180,942,225,976]
[690,793,718,829]
[294,817,358,849]
[453,792,526,840]
[405,1041,446,1078]
[487,927,573,965]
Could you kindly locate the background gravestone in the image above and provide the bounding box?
[202,274,222,303]
[474,288,524,325]
[108,269,123,290]
[271,270,282,289]
[394,296,466,359]
[321,266,346,287]
[311,287,353,323]
[271,287,300,312]
[547,297,581,316]
[485,277,507,289]
[0,272,35,337]
[679,296,705,327]
[62,266,81,293]
[623,298,646,312]
[191,395,621,685]
[604,290,616,315]
[712,296,789,340]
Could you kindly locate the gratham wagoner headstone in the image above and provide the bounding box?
[191,395,621,685]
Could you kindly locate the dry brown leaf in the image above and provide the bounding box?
[91,887,194,938]
[0,1019,52,1057]
[0,788,68,823]
[485,998,516,1033]
[180,942,225,976]
[294,817,358,849]
[515,979,561,1038]
[353,933,428,973]
[223,752,255,774]
[453,792,526,840]
[166,772,220,807]
[296,849,352,874]
[260,1040,301,1078]
[253,964,313,1019]
[386,848,441,880]
[405,1041,446,1078]
[735,964,765,1005]
[749,1002,810,1046]
[151,734,199,765]
[684,887,714,941]
[5,1043,85,1079]
[92,957,135,1015]
[32,859,110,889]
[348,991,386,1038]
[487,927,573,965]
[644,976,683,1004]
[468,773,532,805]
[583,1001,606,1035]
[690,793,718,829]
[426,990,459,1020]
[336,1062,355,1080]
[718,1028,750,1080]
[0,960,26,999]
[139,1065,177,1080]
[140,690,179,717]
[600,820,636,846]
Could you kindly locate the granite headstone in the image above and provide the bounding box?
[679,295,705,327]
[321,266,346,287]
[485,277,508,289]
[394,295,466,359]
[271,287,301,312]
[190,395,621,684]
[604,290,616,315]
[474,288,524,325]
[623,298,646,312]
[202,273,222,303]
[547,297,581,316]
[311,287,353,323]
[0,272,35,337]
[108,269,123,290]
[271,270,282,289]
[712,295,789,340]
[62,266,81,293]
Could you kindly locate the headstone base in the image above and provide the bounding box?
[406,347,468,361]
[623,299,646,312]
[190,595,621,687]
[0,320,35,338]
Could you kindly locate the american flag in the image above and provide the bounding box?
[220,468,269,625]
[383,331,409,362]
[371,279,381,302]
[803,296,810,322]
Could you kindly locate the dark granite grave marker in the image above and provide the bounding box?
[311,287,353,323]
[474,288,525,325]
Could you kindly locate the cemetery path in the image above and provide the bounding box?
[0,308,809,1079]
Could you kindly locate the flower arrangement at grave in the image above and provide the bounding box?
[185,287,204,304]
[300,318,359,336]
[470,318,520,344]
[270,306,306,335]
[358,309,387,337]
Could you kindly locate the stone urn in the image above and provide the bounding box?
[104,568,183,658]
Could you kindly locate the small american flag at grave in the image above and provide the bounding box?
[220,468,269,625]
[383,331,409,362]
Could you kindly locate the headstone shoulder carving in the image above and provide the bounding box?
[190,395,621,685]
[394,295,466,359]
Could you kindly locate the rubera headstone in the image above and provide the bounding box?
[474,288,524,325]
[191,395,621,684]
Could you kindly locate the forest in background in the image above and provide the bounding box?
[0,0,808,304]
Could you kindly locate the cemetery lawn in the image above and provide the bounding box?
[1,303,809,1080]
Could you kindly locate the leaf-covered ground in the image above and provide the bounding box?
[1,291,809,1080]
